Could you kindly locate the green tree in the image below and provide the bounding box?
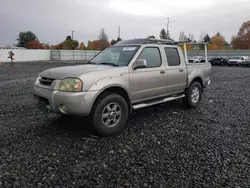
[72,40,79,50]
[60,35,79,50]
[160,29,167,39]
[111,37,122,45]
[17,31,37,47]
[66,35,72,41]
[203,34,211,43]
[63,40,73,50]
[160,28,172,40]
[111,39,116,45]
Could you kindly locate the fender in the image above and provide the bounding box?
[86,76,131,108]
[187,69,205,87]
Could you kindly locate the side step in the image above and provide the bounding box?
[132,94,185,110]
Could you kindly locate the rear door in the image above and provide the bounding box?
[164,47,187,94]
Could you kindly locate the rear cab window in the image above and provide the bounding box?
[164,47,181,66]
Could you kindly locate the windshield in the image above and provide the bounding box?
[230,57,241,59]
[89,46,139,66]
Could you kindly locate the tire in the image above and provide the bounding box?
[182,81,202,108]
[90,93,129,136]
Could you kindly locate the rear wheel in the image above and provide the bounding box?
[90,93,129,136]
[182,81,202,108]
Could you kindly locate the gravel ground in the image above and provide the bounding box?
[0,62,250,188]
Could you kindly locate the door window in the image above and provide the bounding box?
[164,48,181,66]
[137,47,162,68]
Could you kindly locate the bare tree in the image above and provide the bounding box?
[98,28,109,50]
[99,28,108,41]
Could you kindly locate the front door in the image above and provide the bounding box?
[129,47,167,103]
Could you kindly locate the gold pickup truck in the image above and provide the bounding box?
[33,38,211,136]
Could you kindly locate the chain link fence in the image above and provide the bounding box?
[51,50,100,61]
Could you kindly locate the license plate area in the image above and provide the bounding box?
[33,95,51,112]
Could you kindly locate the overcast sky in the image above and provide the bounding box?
[0,0,250,46]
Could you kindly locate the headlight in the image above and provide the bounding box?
[34,76,41,84]
[59,78,83,92]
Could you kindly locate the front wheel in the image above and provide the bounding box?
[91,93,129,136]
[182,81,202,108]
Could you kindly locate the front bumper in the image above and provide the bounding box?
[229,61,241,65]
[33,85,98,116]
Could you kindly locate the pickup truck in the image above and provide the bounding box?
[33,38,211,136]
[228,56,248,66]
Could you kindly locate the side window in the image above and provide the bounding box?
[164,47,181,66]
[138,47,162,68]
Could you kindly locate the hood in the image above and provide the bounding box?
[229,59,241,62]
[40,64,115,79]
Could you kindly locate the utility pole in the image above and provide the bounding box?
[118,26,121,39]
[167,17,170,39]
[72,31,75,40]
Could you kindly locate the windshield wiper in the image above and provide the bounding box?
[99,62,119,67]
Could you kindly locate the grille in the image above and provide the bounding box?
[230,61,237,64]
[39,77,55,86]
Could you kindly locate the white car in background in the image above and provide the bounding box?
[228,56,248,66]
[188,56,204,63]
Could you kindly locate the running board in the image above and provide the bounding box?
[132,94,185,110]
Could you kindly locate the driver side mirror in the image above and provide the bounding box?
[133,59,147,69]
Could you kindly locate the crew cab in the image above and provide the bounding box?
[33,38,211,136]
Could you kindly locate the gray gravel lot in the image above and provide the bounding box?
[0,62,250,188]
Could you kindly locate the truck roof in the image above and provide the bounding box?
[114,38,175,46]
[114,38,209,46]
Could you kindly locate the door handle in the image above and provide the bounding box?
[179,69,184,72]
[160,70,165,74]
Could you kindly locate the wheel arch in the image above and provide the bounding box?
[91,86,132,114]
[188,77,204,92]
